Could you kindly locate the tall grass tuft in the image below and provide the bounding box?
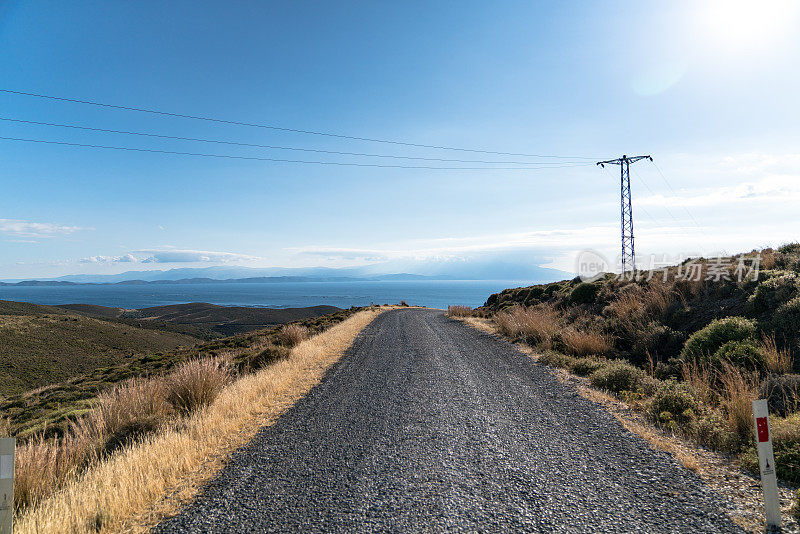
[719,362,759,443]
[761,334,794,374]
[95,378,172,445]
[278,324,309,347]
[561,327,612,356]
[681,359,716,406]
[446,305,473,317]
[165,357,231,414]
[494,305,561,349]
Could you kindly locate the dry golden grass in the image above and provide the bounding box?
[761,334,793,374]
[96,378,172,441]
[494,305,561,349]
[719,362,759,441]
[561,327,612,356]
[14,308,387,534]
[277,323,309,347]
[681,360,716,406]
[607,280,678,338]
[761,248,777,270]
[165,358,231,414]
[446,305,473,317]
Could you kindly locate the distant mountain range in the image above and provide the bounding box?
[0,260,572,286]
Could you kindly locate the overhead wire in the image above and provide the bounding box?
[650,160,722,253]
[0,117,586,166]
[0,89,598,160]
[0,135,596,170]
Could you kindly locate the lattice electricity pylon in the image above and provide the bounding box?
[596,155,653,275]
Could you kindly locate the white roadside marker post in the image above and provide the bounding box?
[0,437,13,534]
[752,399,781,531]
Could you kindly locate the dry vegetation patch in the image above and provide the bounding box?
[13,308,387,534]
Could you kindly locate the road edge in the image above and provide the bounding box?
[449,314,798,533]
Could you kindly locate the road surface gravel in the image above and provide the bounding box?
[155,308,742,533]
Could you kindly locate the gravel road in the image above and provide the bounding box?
[155,308,742,533]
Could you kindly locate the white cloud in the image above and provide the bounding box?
[79,248,260,265]
[638,174,800,208]
[0,219,87,239]
[135,247,259,263]
[79,254,138,264]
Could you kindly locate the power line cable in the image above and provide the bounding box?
[0,135,596,170]
[0,117,585,166]
[650,160,722,253]
[630,166,683,225]
[0,89,597,160]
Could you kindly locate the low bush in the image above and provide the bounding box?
[713,340,767,371]
[570,357,606,377]
[649,380,700,431]
[165,357,231,414]
[446,305,473,317]
[681,316,758,363]
[589,361,650,394]
[773,296,800,342]
[278,324,309,347]
[239,343,290,372]
[695,411,736,451]
[631,322,685,363]
[742,414,800,483]
[748,272,800,314]
[569,282,599,305]
[759,374,800,416]
[538,351,576,369]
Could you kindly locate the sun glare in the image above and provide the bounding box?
[698,0,800,50]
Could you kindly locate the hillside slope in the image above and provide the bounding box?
[0,300,200,396]
[1,306,360,437]
[57,302,342,336]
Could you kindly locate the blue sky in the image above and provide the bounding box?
[2,1,800,278]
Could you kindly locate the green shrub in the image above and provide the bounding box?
[570,357,606,377]
[773,296,800,342]
[569,282,600,305]
[543,283,561,296]
[538,351,575,369]
[649,380,700,430]
[779,243,800,255]
[713,340,767,371]
[748,273,800,314]
[681,317,758,363]
[759,374,800,416]
[589,361,649,393]
[632,322,685,362]
[771,440,800,484]
[654,357,683,380]
[695,411,736,451]
[236,344,290,372]
[742,414,800,483]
